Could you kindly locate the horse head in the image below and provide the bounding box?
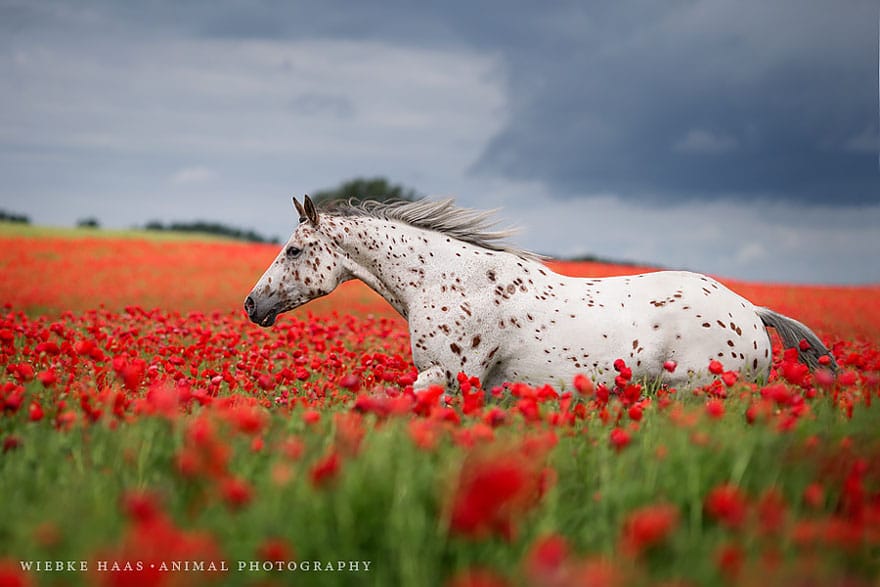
[244,195,347,327]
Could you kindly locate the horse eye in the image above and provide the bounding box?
[286,246,302,259]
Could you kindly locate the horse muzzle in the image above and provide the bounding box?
[244,295,279,327]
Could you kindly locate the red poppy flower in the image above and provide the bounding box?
[310,451,341,488]
[705,484,748,529]
[28,401,44,422]
[573,373,594,396]
[802,482,824,509]
[448,448,545,540]
[715,542,744,580]
[609,427,631,451]
[619,503,679,557]
[257,537,294,563]
[705,399,725,419]
[0,559,29,587]
[446,568,511,587]
[756,488,786,535]
[36,369,58,387]
[524,533,570,582]
[220,476,254,510]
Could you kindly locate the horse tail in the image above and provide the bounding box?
[756,307,837,372]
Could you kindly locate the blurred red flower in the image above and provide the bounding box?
[0,559,30,587]
[310,451,341,488]
[705,484,748,529]
[573,373,594,396]
[256,537,294,563]
[715,542,744,580]
[524,533,570,584]
[448,447,547,541]
[609,428,631,451]
[220,476,254,510]
[446,568,511,587]
[705,398,725,419]
[619,503,679,557]
[756,487,787,535]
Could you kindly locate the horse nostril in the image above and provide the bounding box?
[244,296,255,316]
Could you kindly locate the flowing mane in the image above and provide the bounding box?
[324,198,545,262]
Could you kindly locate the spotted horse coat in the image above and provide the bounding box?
[245,196,836,391]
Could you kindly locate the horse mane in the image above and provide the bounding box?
[324,198,545,262]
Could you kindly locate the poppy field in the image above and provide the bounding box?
[1,227,879,586]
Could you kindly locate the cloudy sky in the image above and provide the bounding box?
[1,0,878,283]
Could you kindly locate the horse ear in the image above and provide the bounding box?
[303,194,319,225]
[293,196,307,223]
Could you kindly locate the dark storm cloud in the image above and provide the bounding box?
[5,0,878,204]
[469,1,880,204]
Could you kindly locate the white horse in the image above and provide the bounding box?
[245,196,835,390]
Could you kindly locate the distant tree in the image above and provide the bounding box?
[309,177,420,207]
[0,210,30,224]
[77,217,100,228]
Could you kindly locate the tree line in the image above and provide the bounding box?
[142,220,281,244]
[0,210,30,224]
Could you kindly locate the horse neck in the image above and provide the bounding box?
[323,215,443,319]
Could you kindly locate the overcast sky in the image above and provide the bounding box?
[1,0,878,283]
